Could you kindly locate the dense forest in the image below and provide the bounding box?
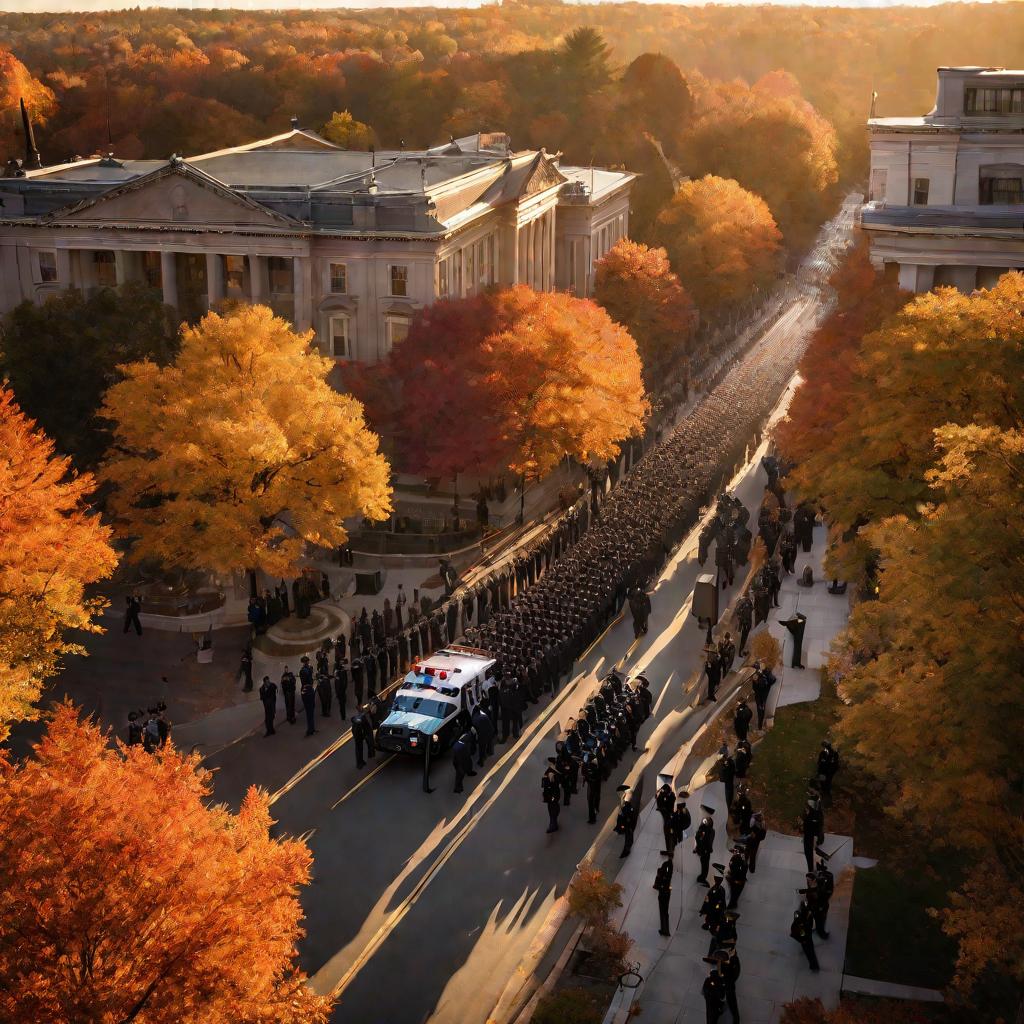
[3,2,1023,187]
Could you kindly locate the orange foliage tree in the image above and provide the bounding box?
[0,703,332,1024]
[380,287,648,486]
[593,239,698,387]
[655,175,782,315]
[0,388,116,740]
[0,47,56,163]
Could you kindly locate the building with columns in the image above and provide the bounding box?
[861,66,1024,293]
[0,127,634,362]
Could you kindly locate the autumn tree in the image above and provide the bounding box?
[593,239,698,387]
[0,47,56,163]
[100,305,392,580]
[679,72,839,249]
[0,389,117,741]
[383,287,648,487]
[320,109,377,149]
[655,175,782,315]
[485,288,649,480]
[0,283,179,468]
[619,53,693,160]
[0,702,332,1024]
[786,272,1024,584]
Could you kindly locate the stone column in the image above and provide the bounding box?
[249,254,267,304]
[898,263,935,293]
[946,265,977,293]
[55,249,71,288]
[293,255,312,332]
[160,251,178,308]
[205,252,224,309]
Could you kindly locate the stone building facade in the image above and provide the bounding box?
[861,66,1024,293]
[0,127,634,361]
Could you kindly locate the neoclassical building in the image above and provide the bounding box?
[0,126,634,361]
[862,66,1024,292]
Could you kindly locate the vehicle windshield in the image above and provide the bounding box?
[392,694,456,719]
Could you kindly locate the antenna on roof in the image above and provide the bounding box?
[20,98,41,171]
[290,116,300,130]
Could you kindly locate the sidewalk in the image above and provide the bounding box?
[602,464,858,1024]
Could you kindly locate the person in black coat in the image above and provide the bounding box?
[695,811,715,885]
[300,677,317,736]
[668,797,691,859]
[653,858,673,936]
[615,791,639,858]
[280,667,297,725]
[259,676,277,737]
[542,767,561,832]
[584,754,602,824]
[743,811,767,874]
[351,711,375,768]
[333,664,348,720]
[452,732,477,793]
[471,705,495,768]
[718,749,736,810]
[316,672,332,717]
[733,700,753,742]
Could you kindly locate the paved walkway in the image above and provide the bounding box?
[603,456,858,1023]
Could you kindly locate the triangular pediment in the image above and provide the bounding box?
[45,162,299,230]
[520,154,567,198]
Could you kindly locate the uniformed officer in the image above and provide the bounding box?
[718,632,736,676]
[801,795,825,873]
[817,740,840,798]
[280,667,297,725]
[752,667,771,730]
[333,663,348,721]
[726,845,748,909]
[720,945,742,1023]
[351,711,375,769]
[584,754,602,824]
[554,741,576,804]
[790,905,820,972]
[702,965,726,1024]
[656,781,675,852]
[452,732,477,793]
[734,738,752,779]
[733,700,752,742]
[735,593,753,656]
[732,784,753,834]
[616,790,639,858]
[300,675,317,736]
[719,748,736,810]
[472,704,495,768]
[743,811,767,874]
[259,676,277,737]
[701,870,727,936]
[668,794,691,860]
[704,649,723,703]
[653,857,673,936]
[695,808,716,885]
[542,767,561,832]
[814,851,835,938]
[316,671,332,717]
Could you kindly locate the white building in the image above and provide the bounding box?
[0,126,634,362]
[862,66,1024,292]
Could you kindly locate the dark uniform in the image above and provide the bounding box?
[259,677,277,736]
[802,798,825,873]
[333,664,348,720]
[542,769,560,832]
[316,673,332,717]
[351,711,375,768]
[280,669,297,724]
[743,813,767,874]
[584,756,602,824]
[814,862,834,938]
[668,801,691,859]
[735,595,753,656]
[791,906,820,971]
[300,678,316,736]
[721,947,741,1023]
[656,784,675,854]
[719,752,736,810]
[452,733,477,793]
[733,701,752,742]
[616,795,639,858]
[695,815,715,885]
[752,669,771,730]
[471,706,495,767]
[653,859,673,936]
[702,968,725,1024]
[701,878,727,935]
[726,848,747,909]
[817,741,840,798]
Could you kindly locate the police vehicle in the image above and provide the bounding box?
[375,645,496,756]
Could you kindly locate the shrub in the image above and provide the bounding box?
[532,987,605,1024]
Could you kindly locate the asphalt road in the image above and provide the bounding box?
[201,200,857,1023]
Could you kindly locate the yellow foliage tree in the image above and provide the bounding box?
[320,110,377,149]
[100,305,392,580]
[0,388,117,740]
[655,175,782,315]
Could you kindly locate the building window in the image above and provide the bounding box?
[965,86,1024,114]
[912,178,930,206]
[980,176,1024,205]
[36,250,57,283]
[385,315,410,354]
[330,262,347,294]
[268,256,293,293]
[328,315,351,359]
[389,264,408,297]
[94,250,116,288]
[437,258,449,298]
[869,167,888,203]
[223,255,246,295]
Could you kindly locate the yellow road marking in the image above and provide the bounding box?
[330,755,396,810]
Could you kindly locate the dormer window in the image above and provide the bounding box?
[964,85,1024,114]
